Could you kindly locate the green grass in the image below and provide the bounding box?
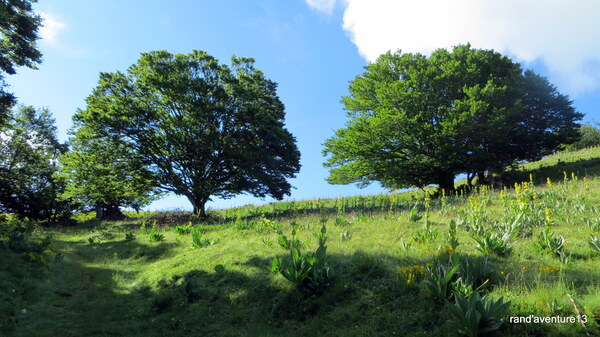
[2,147,600,336]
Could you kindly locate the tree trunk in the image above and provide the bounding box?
[438,172,455,192]
[95,202,124,220]
[95,203,104,220]
[477,171,486,185]
[187,195,208,218]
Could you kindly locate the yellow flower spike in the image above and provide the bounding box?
[563,171,568,181]
[546,177,552,186]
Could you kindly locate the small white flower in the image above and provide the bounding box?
[21,309,27,314]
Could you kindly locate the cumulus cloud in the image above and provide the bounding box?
[307,0,600,96]
[39,12,67,45]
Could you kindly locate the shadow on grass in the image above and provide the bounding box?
[5,236,597,337]
[502,156,600,185]
[66,239,180,263]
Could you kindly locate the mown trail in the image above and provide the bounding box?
[14,237,154,337]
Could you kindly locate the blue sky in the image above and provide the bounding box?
[7,0,600,211]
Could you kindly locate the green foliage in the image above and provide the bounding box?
[563,122,600,151]
[276,228,304,250]
[424,255,502,303]
[87,226,119,243]
[59,124,159,219]
[469,218,517,257]
[589,236,600,254]
[535,225,565,256]
[0,231,52,254]
[149,231,165,242]
[423,257,460,301]
[449,292,510,337]
[413,219,439,243]
[334,215,352,226]
[456,257,500,292]
[446,220,460,251]
[272,225,333,294]
[472,231,514,257]
[0,106,70,221]
[0,0,43,122]
[191,226,216,248]
[147,223,164,242]
[408,204,423,222]
[73,50,300,217]
[139,219,148,233]
[124,232,136,241]
[323,44,582,191]
[173,223,193,235]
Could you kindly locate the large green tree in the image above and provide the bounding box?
[59,127,160,219]
[73,50,300,216]
[324,45,582,191]
[0,0,43,124]
[0,105,68,221]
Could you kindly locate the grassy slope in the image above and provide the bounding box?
[1,148,600,336]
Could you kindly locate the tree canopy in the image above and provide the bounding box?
[59,125,160,219]
[323,45,582,191]
[0,105,68,220]
[72,50,300,216]
[562,122,600,151]
[0,0,43,124]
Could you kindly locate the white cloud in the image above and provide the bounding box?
[307,0,600,96]
[305,0,338,15]
[39,12,67,45]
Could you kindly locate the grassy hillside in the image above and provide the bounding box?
[2,148,600,336]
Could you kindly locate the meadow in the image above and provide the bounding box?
[1,147,600,336]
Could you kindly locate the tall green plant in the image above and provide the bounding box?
[272,225,333,293]
[449,292,510,337]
